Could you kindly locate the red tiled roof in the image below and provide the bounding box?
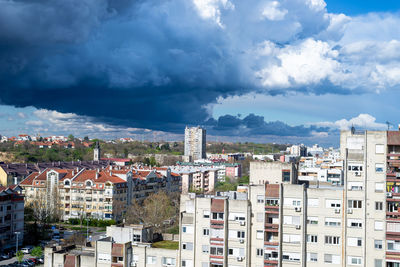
[74,170,126,184]
[20,172,39,185]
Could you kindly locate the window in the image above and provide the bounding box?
[348,182,363,191]
[347,256,362,265]
[375,163,384,172]
[307,198,319,207]
[203,228,209,236]
[203,210,210,218]
[282,252,300,262]
[348,200,362,209]
[256,248,263,256]
[182,243,193,250]
[256,230,263,240]
[266,199,278,206]
[375,221,383,231]
[257,195,264,203]
[237,231,245,238]
[210,247,223,256]
[307,234,318,243]
[374,240,383,250]
[283,234,301,243]
[325,236,340,245]
[348,219,362,228]
[348,164,363,172]
[324,254,340,264]
[307,217,318,225]
[133,234,141,242]
[256,213,264,222]
[307,253,318,262]
[202,245,209,253]
[376,144,385,154]
[348,237,362,247]
[325,218,341,227]
[212,212,224,220]
[282,170,290,182]
[375,259,382,267]
[375,183,384,192]
[146,256,156,264]
[183,226,187,233]
[375,202,383,211]
[326,199,341,208]
[283,215,300,225]
[162,257,176,266]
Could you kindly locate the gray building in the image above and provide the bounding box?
[184,127,206,161]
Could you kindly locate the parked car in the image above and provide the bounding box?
[21,247,31,254]
[36,257,44,264]
[24,259,35,266]
[0,253,11,260]
[28,258,37,264]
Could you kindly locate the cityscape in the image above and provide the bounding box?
[1,0,400,267]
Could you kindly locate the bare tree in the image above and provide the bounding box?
[27,189,50,225]
[125,191,175,232]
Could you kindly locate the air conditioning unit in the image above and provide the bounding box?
[239,239,245,244]
[237,257,244,262]
[347,208,353,214]
[240,221,246,226]
[334,209,341,214]
[396,172,400,178]
[295,207,301,212]
[387,192,393,198]
[295,225,301,230]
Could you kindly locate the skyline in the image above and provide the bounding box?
[0,0,399,146]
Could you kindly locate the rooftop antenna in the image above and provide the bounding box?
[386,121,392,131]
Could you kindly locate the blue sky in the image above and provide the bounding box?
[0,0,399,146]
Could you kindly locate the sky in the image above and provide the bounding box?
[0,0,400,147]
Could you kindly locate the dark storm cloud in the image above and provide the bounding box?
[208,114,329,137]
[0,0,357,137]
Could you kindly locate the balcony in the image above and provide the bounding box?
[265,223,279,233]
[265,206,279,214]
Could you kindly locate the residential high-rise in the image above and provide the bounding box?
[94,141,101,161]
[184,126,206,161]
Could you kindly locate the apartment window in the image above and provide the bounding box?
[282,252,300,262]
[182,242,193,250]
[348,164,363,171]
[325,236,340,245]
[212,212,224,220]
[283,234,301,244]
[201,263,209,267]
[210,247,223,256]
[162,257,176,266]
[375,182,384,192]
[202,245,209,253]
[283,215,300,225]
[307,234,318,243]
[307,216,318,225]
[257,195,264,203]
[203,228,209,236]
[325,218,341,227]
[146,256,156,264]
[348,200,362,209]
[292,200,301,206]
[348,182,363,191]
[266,199,278,206]
[348,237,362,247]
[182,226,187,233]
[307,198,319,207]
[256,212,264,222]
[133,234,141,242]
[376,144,385,154]
[347,256,362,265]
[375,163,384,173]
[374,240,383,250]
[307,253,318,262]
[256,230,263,240]
[348,219,362,228]
[375,221,383,231]
[256,248,263,257]
[237,231,245,238]
[375,259,382,267]
[326,199,341,208]
[324,254,340,264]
[375,202,383,211]
[203,210,210,218]
[282,170,290,182]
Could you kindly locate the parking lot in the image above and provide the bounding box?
[0,253,43,266]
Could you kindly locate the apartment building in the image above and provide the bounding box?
[20,166,181,220]
[44,225,179,267]
[177,168,217,194]
[0,185,24,251]
[184,126,206,161]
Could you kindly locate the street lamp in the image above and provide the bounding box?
[14,232,20,252]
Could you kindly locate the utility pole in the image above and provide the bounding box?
[14,231,20,252]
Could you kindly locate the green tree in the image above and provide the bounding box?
[84,136,89,141]
[31,246,43,258]
[16,251,24,263]
[68,134,74,141]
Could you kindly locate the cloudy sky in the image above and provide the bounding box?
[0,0,399,146]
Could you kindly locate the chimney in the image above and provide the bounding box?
[95,171,99,180]
[14,177,17,185]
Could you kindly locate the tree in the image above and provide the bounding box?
[84,136,89,141]
[16,251,23,263]
[68,134,74,141]
[125,191,175,232]
[31,246,43,258]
